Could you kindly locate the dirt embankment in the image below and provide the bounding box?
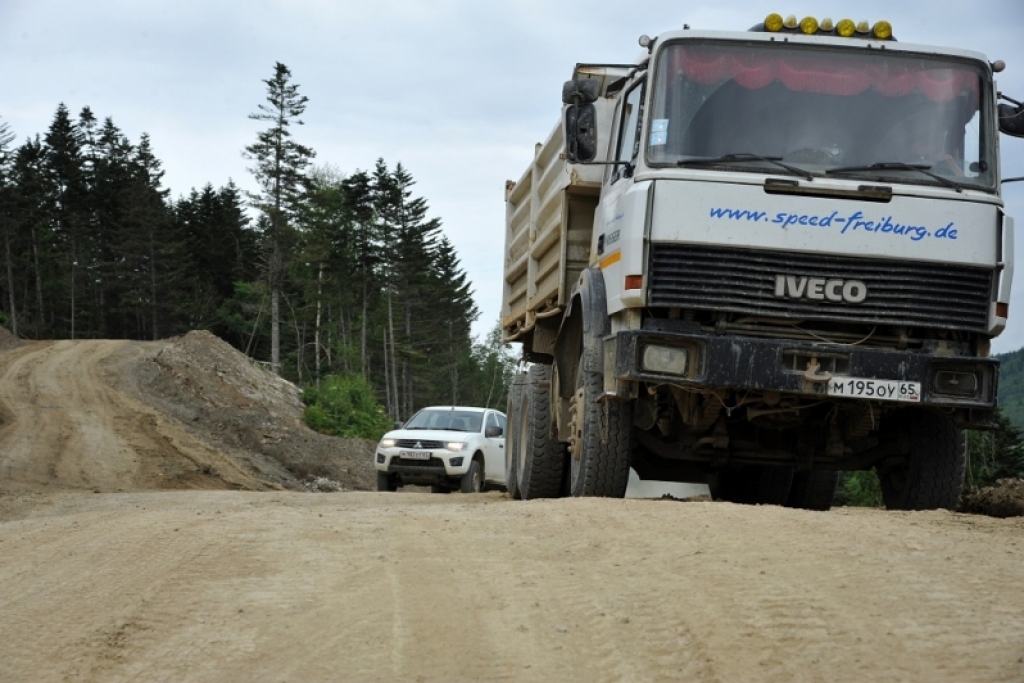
[0,329,376,494]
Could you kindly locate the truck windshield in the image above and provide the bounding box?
[648,41,994,190]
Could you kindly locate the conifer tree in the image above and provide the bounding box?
[43,104,88,338]
[244,62,315,374]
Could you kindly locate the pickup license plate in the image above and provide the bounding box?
[399,450,431,460]
[827,377,920,402]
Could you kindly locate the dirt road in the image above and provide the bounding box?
[1,337,1023,682]
[1,491,1022,682]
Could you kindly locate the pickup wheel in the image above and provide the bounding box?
[786,470,840,511]
[568,346,631,498]
[515,364,566,499]
[879,410,966,511]
[710,465,793,506]
[376,471,398,492]
[460,458,484,494]
[505,376,525,499]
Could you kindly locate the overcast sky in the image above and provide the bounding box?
[3,0,1024,351]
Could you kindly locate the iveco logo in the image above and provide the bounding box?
[774,275,867,303]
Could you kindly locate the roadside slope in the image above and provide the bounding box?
[0,339,272,492]
[0,332,377,493]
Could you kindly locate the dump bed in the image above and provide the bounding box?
[502,99,615,343]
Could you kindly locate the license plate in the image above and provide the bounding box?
[399,450,431,460]
[827,377,920,402]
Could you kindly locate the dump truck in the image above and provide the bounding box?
[501,14,1024,510]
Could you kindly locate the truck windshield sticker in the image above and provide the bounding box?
[650,119,669,146]
[708,207,959,242]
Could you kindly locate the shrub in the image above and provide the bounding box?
[301,374,392,440]
[838,470,883,507]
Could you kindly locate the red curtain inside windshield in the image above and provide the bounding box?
[672,47,979,103]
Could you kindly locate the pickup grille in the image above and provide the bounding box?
[395,439,443,450]
[648,244,993,333]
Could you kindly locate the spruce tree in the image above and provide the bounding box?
[43,104,88,338]
[244,62,315,374]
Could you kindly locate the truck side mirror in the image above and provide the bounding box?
[562,78,599,105]
[999,102,1024,137]
[485,425,503,438]
[565,104,598,163]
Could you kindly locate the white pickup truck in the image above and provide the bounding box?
[374,406,507,493]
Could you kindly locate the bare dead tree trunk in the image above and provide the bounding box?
[4,223,17,337]
[315,262,323,387]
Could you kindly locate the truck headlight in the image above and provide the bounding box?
[641,344,690,376]
[932,370,980,398]
[380,438,396,448]
[446,442,468,452]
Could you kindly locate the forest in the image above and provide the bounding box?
[0,63,515,432]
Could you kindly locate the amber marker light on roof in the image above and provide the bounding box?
[784,14,798,29]
[872,20,893,39]
[764,13,784,31]
[799,16,819,34]
[836,18,856,37]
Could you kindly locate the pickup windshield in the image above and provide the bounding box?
[648,41,994,190]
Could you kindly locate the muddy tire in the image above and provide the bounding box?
[460,458,484,494]
[505,376,525,500]
[710,465,793,506]
[376,471,398,492]
[515,365,566,499]
[879,410,965,511]
[568,347,631,498]
[786,470,840,511]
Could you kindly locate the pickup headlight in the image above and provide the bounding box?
[446,442,468,452]
[380,438,396,448]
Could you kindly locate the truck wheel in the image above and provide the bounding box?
[460,458,484,494]
[879,410,965,511]
[376,471,398,492]
[709,465,792,505]
[786,470,840,511]
[505,377,525,499]
[568,347,631,498]
[515,364,566,499]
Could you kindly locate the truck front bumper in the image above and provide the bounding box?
[609,322,998,413]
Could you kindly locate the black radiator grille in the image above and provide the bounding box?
[648,244,993,333]
[395,439,444,450]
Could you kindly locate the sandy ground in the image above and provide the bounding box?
[1,491,1023,683]
[1,336,1023,682]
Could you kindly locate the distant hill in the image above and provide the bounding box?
[997,348,1024,430]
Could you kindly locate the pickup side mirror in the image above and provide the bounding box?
[393,420,404,429]
[485,425,503,438]
[999,102,1024,137]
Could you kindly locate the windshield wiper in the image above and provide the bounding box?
[825,162,964,193]
[677,153,814,181]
